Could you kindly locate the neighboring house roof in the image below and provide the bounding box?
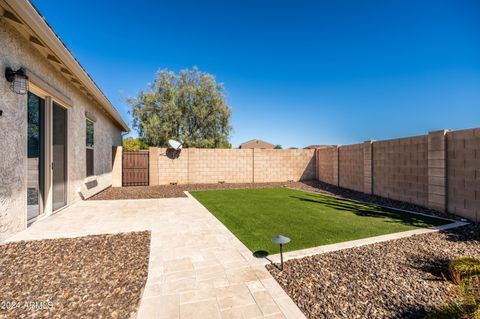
[304,144,337,149]
[0,0,129,132]
[239,139,275,149]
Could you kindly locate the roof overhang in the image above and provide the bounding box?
[0,0,129,132]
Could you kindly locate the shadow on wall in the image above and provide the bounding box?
[299,153,317,181]
[166,149,181,159]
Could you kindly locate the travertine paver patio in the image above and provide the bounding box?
[6,195,305,319]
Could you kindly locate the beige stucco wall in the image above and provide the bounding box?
[0,18,122,240]
[239,140,274,149]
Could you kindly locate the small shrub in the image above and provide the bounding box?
[425,257,480,319]
[450,257,480,280]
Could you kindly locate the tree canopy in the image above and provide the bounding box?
[123,137,147,152]
[128,67,232,148]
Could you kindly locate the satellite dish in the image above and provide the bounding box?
[168,139,183,150]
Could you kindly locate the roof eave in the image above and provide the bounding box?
[4,0,129,132]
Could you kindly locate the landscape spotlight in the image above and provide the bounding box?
[272,235,290,270]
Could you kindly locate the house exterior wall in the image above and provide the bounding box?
[0,19,122,240]
[239,140,274,149]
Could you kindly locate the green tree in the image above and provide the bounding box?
[123,137,146,152]
[274,144,282,149]
[128,67,232,148]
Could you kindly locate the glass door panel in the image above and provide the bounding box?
[27,92,45,220]
[52,102,67,211]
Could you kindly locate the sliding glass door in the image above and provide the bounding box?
[27,92,45,220]
[52,102,67,211]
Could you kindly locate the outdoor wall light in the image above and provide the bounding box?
[5,67,29,95]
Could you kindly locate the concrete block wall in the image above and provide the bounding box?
[152,148,315,185]
[253,149,316,183]
[339,144,364,192]
[446,128,480,222]
[373,135,429,207]
[156,148,189,185]
[315,128,480,222]
[428,131,447,212]
[316,147,337,185]
[188,149,253,184]
[363,141,373,194]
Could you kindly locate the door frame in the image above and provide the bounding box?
[51,100,69,212]
[26,90,46,222]
[28,82,70,224]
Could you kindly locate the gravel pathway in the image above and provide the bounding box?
[0,231,150,319]
[267,224,480,319]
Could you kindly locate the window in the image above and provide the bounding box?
[86,119,94,177]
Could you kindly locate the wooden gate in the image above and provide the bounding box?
[122,151,149,186]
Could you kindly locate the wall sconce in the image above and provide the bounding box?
[5,67,29,95]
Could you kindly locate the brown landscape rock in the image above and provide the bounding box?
[0,231,150,319]
[267,225,480,319]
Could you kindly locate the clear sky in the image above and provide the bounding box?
[32,0,480,148]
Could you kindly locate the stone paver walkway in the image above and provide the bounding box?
[7,196,305,319]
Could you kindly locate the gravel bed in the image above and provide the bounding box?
[0,231,150,319]
[89,182,304,200]
[267,224,480,319]
[293,180,461,220]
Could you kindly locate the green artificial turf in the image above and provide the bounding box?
[190,187,449,254]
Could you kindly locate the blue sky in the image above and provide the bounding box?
[32,0,480,148]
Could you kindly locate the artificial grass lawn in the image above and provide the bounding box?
[190,187,449,254]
